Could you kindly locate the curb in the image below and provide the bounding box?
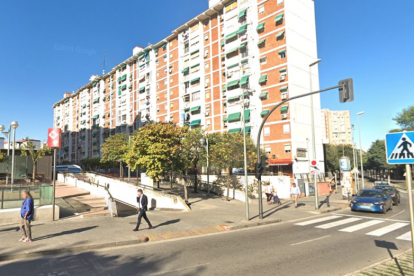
[318,204,349,214]
[221,218,282,231]
[0,237,149,262]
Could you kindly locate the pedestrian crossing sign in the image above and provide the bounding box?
[385,131,414,164]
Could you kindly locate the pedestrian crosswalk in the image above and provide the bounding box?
[295,215,413,242]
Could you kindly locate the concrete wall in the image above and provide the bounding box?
[0,205,59,224]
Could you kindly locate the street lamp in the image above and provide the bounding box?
[357,112,365,188]
[199,137,210,195]
[10,121,19,186]
[309,58,322,209]
[0,123,16,186]
[241,97,250,221]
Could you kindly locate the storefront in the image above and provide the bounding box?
[268,159,293,177]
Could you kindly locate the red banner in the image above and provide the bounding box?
[47,128,62,148]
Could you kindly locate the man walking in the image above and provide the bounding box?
[290,183,301,208]
[20,190,34,242]
[133,189,153,231]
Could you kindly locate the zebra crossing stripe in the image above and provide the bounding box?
[366,222,409,236]
[396,231,412,241]
[339,220,384,233]
[316,218,362,229]
[295,216,341,226]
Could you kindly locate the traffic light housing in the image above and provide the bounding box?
[255,155,269,180]
[255,162,262,180]
[261,155,269,173]
[338,78,354,103]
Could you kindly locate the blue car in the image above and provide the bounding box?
[350,189,393,214]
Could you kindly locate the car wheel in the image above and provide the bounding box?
[382,206,387,214]
[394,200,399,206]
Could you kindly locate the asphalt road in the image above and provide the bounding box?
[1,186,412,276]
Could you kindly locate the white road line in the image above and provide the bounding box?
[316,218,362,229]
[366,222,409,236]
[337,214,410,223]
[295,215,341,226]
[387,210,405,219]
[291,235,331,246]
[148,263,210,275]
[397,231,412,241]
[339,220,384,233]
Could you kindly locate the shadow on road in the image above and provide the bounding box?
[34,226,98,241]
[374,240,405,276]
[154,219,181,229]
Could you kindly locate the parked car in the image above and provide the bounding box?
[374,181,390,186]
[350,189,393,214]
[374,185,401,206]
[53,165,83,174]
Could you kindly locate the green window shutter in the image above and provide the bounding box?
[240,75,249,86]
[227,112,241,122]
[190,63,200,68]
[257,39,266,46]
[260,110,269,116]
[92,115,99,119]
[278,49,286,54]
[238,8,247,18]
[121,84,127,90]
[182,67,189,73]
[121,74,127,81]
[227,79,240,88]
[258,74,268,84]
[162,43,167,50]
[244,109,250,121]
[93,97,100,103]
[276,31,285,38]
[118,87,122,95]
[82,104,86,108]
[227,63,239,69]
[128,84,132,89]
[190,49,199,55]
[227,95,240,101]
[57,116,60,120]
[259,92,268,98]
[275,13,284,22]
[279,68,287,72]
[229,128,241,134]
[280,86,288,91]
[280,106,289,112]
[189,119,201,126]
[223,117,228,122]
[190,106,201,112]
[184,107,190,112]
[190,77,200,83]
[225,31,238,42]
[244,126,251,133]
[222,86,227,92]
[226,47,238,55]
[239,42,247,49]
[257,22,265,31]
[139,87,145,92]
[237,24,247,34]
[241,58,248,63]
[220,41,225,46]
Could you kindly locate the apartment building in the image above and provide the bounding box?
[52,0,324,176]
[321,109,353,145]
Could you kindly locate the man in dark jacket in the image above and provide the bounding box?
[133,189,153,231]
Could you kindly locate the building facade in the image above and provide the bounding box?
[321,109,352,145]
[52,0,324,176]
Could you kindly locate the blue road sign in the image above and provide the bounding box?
[385,131,414,164]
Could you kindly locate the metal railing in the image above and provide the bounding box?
[0,183,53,210]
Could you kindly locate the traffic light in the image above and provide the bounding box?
[261,155,269,173]
[255,156,269,180]
[255,162,262,180]
[338,78,354,103]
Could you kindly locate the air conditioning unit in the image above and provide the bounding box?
[281,114,288,119]
[279,75,286,81]
[281,94,287,100]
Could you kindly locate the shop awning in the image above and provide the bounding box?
[276,31,285,38]
[189,119,201,127]
[280,86,288,91]
[237,24,247,34]
[139,87,145,92]
[226,47,238,55]
[257,39,266,45]
[279,68,287,72]
[260,109,269,116]
[240,75,249,85]
[238,8,247,18]
[190,77,200,83]
[227,79,240,88]
[182,67,189,73]
[229,128,241,134]
[92,115,99,119]
[275,13,284,22]
[256,22,265,31]
[227,63,239,69]
[280,106,289,112]
[190,106,200,112]
[227,112,241,122]
[244,109,250,121]
[225,31,238,41]
[259,92,268,98]
[258,74,268,84]
[269,159,293,166]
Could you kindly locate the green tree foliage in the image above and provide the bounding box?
[366,140,395,171]
[325,144,355,172]
[101,133,129,179]
[20,142,51,182]
[0,152,6,163]
[393,105,414,131]
[126,123,186,187]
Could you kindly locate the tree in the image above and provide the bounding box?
[209,133,257,201]
[324,144,356,173]
[125,123,186,188]
[101,133,129,179]
[0,152,6,163]
[365,140,395,180]
[393,105,414,131]
[20,142,51,182]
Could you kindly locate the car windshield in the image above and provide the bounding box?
[374,181,388,185]
[374,186,394,192]
[356,190,383,198]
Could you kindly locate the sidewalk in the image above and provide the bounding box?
[0,187,349,261]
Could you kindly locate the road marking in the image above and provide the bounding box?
[339,220,384,233]
[366,222,409,236]
[336,214,410,223]
[316,218,362,229]
[291,235,331,246]
[295,215,341,226]
[387,210,405,219]
[397,231,412,241]
[148,263,210,275]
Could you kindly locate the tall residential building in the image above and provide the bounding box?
[52,0,324,176]
[321,109,353,145]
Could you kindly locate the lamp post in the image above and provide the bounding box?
[10,121,19,186]
[241,97,250,221]
[357,112,365,188]
[0,124,11,186]
[199,137,210,195]
[309,59,322,209]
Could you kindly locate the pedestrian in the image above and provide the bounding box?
[290,183,301,208]
[133,189,153,231]
[19,190,34,242]
[264,182,273,205]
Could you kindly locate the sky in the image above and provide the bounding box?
[0,0,412,151]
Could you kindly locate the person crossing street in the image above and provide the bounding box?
[290,184,301,208]
[133,189,153,231]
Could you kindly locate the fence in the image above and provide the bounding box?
[0,183,53,210]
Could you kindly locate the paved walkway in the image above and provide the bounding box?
[0,185,349,261]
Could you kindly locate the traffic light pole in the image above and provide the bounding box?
[256,83,344,219]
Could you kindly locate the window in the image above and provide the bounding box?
[184,59,189,67]
[183,94,190,102]
[277,0,284,5]
[156,71,159,77]
[284,144,291,153]
[157,83,159,89]
[170,77,173,83]
[169,41,173,47]
[260,56,267,65]
[205,77,210,84]
[190,23,199,33]
[170,90,173,95]
[205,62,209,70]
[157,107,160,113]
[264,127,270,136]
[170,103,174,109]
[164,79,167,86]
[259,5,265,14]
[265,145,271,154]
[283,124,290,134]
[192,91,201,101]
[225,0,238,12]
[204,20,209,27]
[164,104,167,110]
[170,53,173,59]
[164,91,167,98]
[164,55,167,61]
[191,64,200,73]
[204,35,209,41]
[191,51,200,59]
[184,42,189,54]
[206,92,210,99]
[279,50,286,59]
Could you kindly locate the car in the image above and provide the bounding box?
[374,181,390,186]
[374,185,401,206]
[53,165,83,174]
[350,189,393,214]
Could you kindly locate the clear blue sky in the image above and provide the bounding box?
[0,0,412,151]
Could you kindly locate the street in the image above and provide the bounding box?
[1,188,411,276]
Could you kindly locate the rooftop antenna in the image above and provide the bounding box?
[103,54,106,75]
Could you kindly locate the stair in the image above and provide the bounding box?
[63,194,111,218]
